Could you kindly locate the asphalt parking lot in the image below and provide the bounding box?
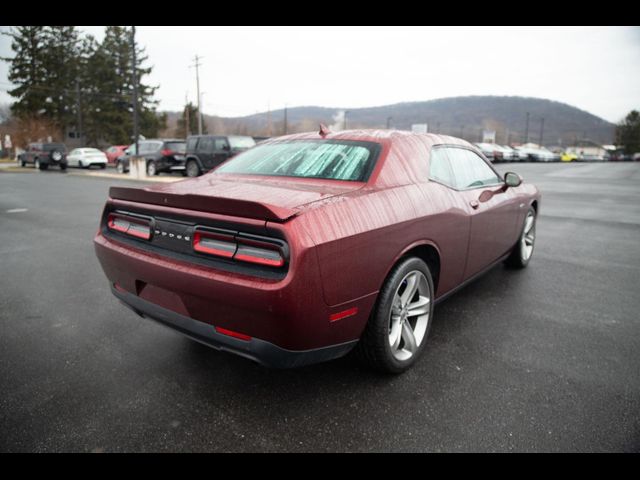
[1,162,639,452]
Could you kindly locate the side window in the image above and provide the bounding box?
[187,137,198,151]
[449,149,501,189]
[197,137,213,153]
[430,147,502,190]
[429,148,455,188]
[214,138,229,151]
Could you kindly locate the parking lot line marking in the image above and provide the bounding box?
[6,208,28,213]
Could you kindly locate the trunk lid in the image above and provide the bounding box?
[109,174,363,222]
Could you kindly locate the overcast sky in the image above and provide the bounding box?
[1,26,639,122]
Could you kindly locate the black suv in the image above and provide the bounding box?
[115,139,187,176]
[19,143,68,170]
[184,135,256,177]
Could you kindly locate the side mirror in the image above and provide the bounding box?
[504,172,522,188]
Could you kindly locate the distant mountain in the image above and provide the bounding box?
[161,96,615,146]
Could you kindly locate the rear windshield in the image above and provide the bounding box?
[43,144,66,151]
[164,141,186,154]
[228,135,256,150]
[216,140,380,182]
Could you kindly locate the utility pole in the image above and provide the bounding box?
[539,117,545,147]
[185,92,190,138]
[130,26,139,156]
[386,116,393,129]
[344,110,349,130]
[460,125,465,139]
[524,112,530,145]
[284,105,288,135]
[192,55,203,135]
[75,79,82,145]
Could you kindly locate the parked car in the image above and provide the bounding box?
[184,135,256,177]
[515,146,556,162]
[105,145,129,165]
[494,144,519,162]
[19,142,68,170]
[578,153,608,162]
[94,130,540,373]
[561,152,579,162]
[115,139,187,175]
[474,142,498,162]
[66,148,108,169]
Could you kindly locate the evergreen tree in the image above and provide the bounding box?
[2,27,51,119]
[175,102,205,137]
[2,26,81,137]
[616,110,640,155]
[2,26,164,146]
[42,26,81,131]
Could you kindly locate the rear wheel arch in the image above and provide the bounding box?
[383,241,442,296]
[186,155,203,168]
[531,200,538,213]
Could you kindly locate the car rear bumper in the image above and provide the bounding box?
[94,227,374,364]
[111,284,357,368]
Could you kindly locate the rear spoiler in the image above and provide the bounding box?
[109,186,297,222]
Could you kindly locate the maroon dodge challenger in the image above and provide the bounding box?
[94,129,540,373]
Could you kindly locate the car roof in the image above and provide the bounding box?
[256,129,476,187]
[270,129,471,148]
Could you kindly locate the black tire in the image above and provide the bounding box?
[116,161,125,174]
[505,206,537,269]
[39,162,48,171]
[355,257,435,374]
[100,164,106,169]
[59,162,67,171]
[20,160,26,167]
[186,160,201,178]
[146,160,158,176]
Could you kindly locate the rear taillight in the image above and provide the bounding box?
[161,149,174,157]
[107,213,152,240]
[234,237,285,267]
[193,230,236,258]
[193,227,286,267]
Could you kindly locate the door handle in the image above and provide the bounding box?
[469,200,479,209]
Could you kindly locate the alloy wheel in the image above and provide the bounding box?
[186,161,199,177]
[521,211,536,261]
[388,270,431,361]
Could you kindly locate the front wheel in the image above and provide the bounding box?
[355,257,434,374]
[505,207,537,268]
[59,162,67,171]
[116,161,125,174]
